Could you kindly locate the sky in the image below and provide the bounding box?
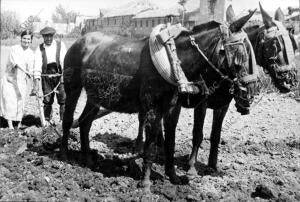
[1,0,299,23]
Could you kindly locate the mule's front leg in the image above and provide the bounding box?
[78,100,99,167]
[163,103,181,184]
[141,109,162,192]
[188,102,207,176]
[208,105,229,170]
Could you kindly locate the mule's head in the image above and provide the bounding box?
[187,9,257,114]
[224,9,259,114]
[256,3,298,93]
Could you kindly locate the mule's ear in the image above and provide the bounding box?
[260,2,275,29]
[274,7,285,22]
[226,5,236,23]
[229,9,257,32]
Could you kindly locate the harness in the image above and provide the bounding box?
[224,30,258,84]
[255,21,296,72]
[189,24,258,87]
[266,21,295,65]
[149,24,190,86]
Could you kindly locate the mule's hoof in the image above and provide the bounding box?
[205,166,219,175]
[208,163,217,171]
[71,119,79,128]
[140,193,159,201]
[166,169,181,184]
[60,150,68,161]
[187,166,198,177]
[81,155,94,168]
[132,142,143,155]
[169,174,181,184]
[138,179,151,193]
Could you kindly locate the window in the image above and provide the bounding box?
[140,20,142,27]
[158,19,161,24]
[135,21,137,27]
[115,18,117,25]
[152,19,155,27]
[146,20,148,27]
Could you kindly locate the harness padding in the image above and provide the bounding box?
[149,24,188,86]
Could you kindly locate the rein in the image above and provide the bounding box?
[189,36,232,84]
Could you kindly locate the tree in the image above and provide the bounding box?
[178,0,188,25]
[52,4,79,23]
[20,15,41,32]
[0,10,21,39]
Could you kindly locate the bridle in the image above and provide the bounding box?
[255,22,296,73]
[189,24,258,95]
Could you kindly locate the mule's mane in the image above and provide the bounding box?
[192,21,221,33]
[176,21,221,45]
[244,20,263,29]
[175,20,224,73]
[243,20,265,35]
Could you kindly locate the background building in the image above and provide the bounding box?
[81,0,300,37]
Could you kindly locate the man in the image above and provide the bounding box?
[33,26,67,125]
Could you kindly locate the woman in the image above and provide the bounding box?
[0,30,34,129]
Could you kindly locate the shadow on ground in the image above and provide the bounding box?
[0,114,41,128]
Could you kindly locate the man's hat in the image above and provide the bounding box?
[40,26,56,35]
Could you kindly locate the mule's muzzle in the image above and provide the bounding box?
[234,93,252,115]
[233,80,255,115]
[271,63,298,92]
[235,102,250,115]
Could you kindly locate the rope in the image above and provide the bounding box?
[17,67,63,98]
[41,81,61,98]
[15,66,62,79]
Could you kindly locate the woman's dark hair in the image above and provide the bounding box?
[20,30,33,40]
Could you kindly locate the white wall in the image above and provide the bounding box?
[197,0,227,24]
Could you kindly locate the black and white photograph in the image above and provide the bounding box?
[0,0,300,201]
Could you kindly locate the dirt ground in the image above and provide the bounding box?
[0,48,300,201]
[0,85,299,201]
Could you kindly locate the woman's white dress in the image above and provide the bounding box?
[0,45,34,121]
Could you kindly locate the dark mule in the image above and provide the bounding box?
[240,4,298,92]
[186,4,300,176]
[62,13,256,191]
[185,12,261,175]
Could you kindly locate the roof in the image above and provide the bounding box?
[286,11,300,20]
[104,0,158,17]
[132,7,181,19]
[32,22,75,35]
